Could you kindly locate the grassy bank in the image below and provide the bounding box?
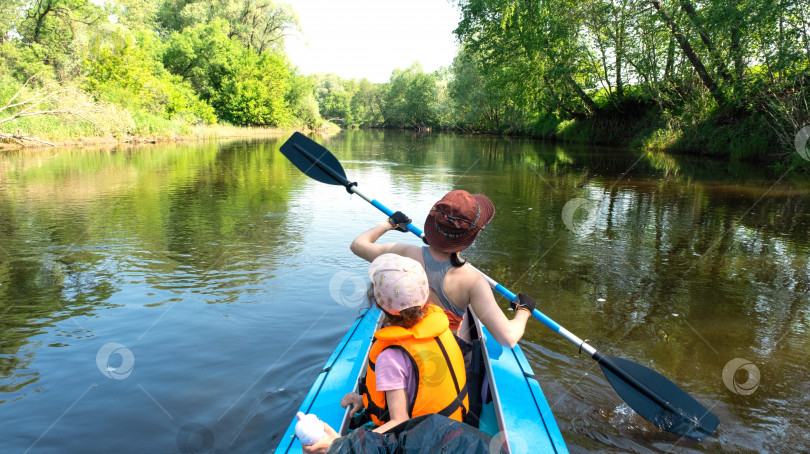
[0,99,340,152]
[0,75,338,150]
[0,124,343,152]
[532,110,774,157]
[527,100,808,170]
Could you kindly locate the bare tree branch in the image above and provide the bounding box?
[0,132,56,146]
[1,78,101,147]
[1,75,41,112]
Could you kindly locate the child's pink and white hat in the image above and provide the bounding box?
[368,253,429,315]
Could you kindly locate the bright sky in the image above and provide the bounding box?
[283,0,462,83]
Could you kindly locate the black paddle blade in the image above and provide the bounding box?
[280,132,349,186]
[598,355,719,441]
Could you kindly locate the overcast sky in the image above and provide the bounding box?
[283,0,462,83]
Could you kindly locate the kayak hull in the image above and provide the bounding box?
[275,308,568,453]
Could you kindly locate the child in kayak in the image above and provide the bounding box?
[303,253,468,453]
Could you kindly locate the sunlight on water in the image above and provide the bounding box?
[1,132,808,453]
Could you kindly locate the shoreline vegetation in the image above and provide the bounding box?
[0,123,339,152]
[1,0,808,169]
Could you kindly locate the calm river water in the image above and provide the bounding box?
[0,130,808,453]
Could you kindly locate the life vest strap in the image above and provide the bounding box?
[434,335,468,420]
[434,335,461,394]
[437,383,468,418]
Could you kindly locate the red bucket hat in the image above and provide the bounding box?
[424,190,495,253]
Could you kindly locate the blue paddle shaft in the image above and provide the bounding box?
[532,309,562,332]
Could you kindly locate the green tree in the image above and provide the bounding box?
[383,63,440,129]
[18,0,104,78]
[213,50,291,126]
[449,49,493,129]
[157,0,299,54]
[432,71,454,128]
[162,19,241,102]
[310,73,360,124]
[455,0,598,122]
[83,28,154,103]
[286,70,321,128]
[103,0,160,32]
[0,41,55,81]
[83,28,216,123]
[1,0,25,42]
[350,79,384,126]
[322,90,351,123]
[649,0,727,108]
[311,74,346,111]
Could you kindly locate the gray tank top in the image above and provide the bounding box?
[421,247,465,318]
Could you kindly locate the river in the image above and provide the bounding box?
[0,130,808,453]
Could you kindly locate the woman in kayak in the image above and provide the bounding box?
[303,253,468,453]
[350,189,536,349]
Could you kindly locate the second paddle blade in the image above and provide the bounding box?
[280,132,348,186]
[599,354,719,441]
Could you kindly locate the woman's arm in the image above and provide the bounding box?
[350,221,420,263]
[467,274,530,348]
[371,388,410,434]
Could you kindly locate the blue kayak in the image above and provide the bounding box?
[275,307,568,453]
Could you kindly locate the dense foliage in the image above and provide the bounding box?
[450,0,809,161]
[1,0,807,163]
[0,0,317,134]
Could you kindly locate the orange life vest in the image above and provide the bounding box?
[361,304,468,426]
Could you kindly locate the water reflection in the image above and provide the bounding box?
[0,140,296,394]
[0,131,808,453]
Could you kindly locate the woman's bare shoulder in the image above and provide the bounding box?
[445,262,488,291]
[388,243,423,262]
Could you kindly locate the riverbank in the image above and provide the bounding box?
[3,115,805,172]
[481,100,807,170]
[532,110,775,158]
[0,124,340,152]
